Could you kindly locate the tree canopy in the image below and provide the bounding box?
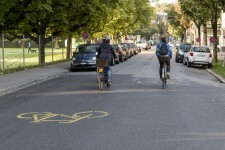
[0,0,155,63]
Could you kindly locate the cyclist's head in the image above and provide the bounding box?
[103,35,110,43]
[160,35,166,43]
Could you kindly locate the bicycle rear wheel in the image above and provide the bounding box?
[98,73,104,91]
[164,67,167,87]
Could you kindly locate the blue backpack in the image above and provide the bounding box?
[159,43,168,55]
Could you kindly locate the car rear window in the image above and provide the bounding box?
[179,44,191,51]
[75,45,97,53]
[193,47,210,53]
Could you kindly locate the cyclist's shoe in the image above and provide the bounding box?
[167,73,170,79]
[107,81,111,87]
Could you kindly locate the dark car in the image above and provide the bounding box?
[70,44,97,71]
[175,43,192,63]
[110,47,120,66]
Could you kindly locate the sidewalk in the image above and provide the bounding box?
[206,69,225,83]
[0,61,70,96]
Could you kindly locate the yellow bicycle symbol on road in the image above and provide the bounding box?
[17,111,109,124]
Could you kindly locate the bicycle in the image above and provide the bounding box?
[96,58,110,91]
[160,56,168,89]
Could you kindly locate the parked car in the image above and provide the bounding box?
[175,43,192,63]
[130,43,139,55]
[111,47,120,65]
[183,46,212,68]
[121,43,133,57]
[146,41,151,50]
[70,44,97,71]
[137,39,147,50]
[113,44,127,62]
[119,43,130,60]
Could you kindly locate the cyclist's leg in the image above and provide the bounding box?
[159,58,163,79]
[166,57,170,79]
[106,64,112,83]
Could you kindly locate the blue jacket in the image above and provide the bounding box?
[155,42,172,59]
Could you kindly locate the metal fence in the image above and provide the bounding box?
[0,34,72,72]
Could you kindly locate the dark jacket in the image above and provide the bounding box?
[97,43,117,60]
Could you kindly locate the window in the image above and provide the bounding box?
[75,45,97,53]
[193,47,210,53]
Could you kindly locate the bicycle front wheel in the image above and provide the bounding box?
[162,79,165,89]
[98,73,104,91]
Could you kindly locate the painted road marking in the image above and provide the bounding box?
[17,111,109,124]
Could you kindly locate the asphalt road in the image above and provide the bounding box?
[0,47,225,150]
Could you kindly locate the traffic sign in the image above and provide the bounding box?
[210,37,215,43]
[196,37,201,42]
[82,32,89,39]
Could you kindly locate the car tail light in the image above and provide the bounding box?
[209,53,212,57]
[190,52,193,56]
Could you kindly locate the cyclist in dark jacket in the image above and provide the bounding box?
[97,36,117,85]
[155,36,172,79]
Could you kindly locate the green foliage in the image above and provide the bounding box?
[212,62,225,78]
[165,3,191,41]
[0,0,156,62]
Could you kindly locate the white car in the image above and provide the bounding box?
[183,46,212,68]
[137,40,147,50]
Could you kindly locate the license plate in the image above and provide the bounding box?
[80,62,86,65]
[98,68,104,73]
[198,54,205,57]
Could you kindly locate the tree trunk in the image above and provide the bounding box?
[203,23,207,46]
[183,29,187,42]
[39,35,46,64]
[212,11,218,63]
[66,35,72,59]
[197,25,201,46]
[181,33,184,42]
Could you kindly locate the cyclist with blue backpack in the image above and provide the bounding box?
[155,36,172,79]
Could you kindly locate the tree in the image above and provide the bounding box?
[179,0,210,46]
[1,0,155,63]
[93,0,155,42]
[199,0,222,63]
[165,4,192,42]
[1,0,58,64]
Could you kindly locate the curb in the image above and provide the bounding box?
[0,70,68,96]
[206,69,225,83]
